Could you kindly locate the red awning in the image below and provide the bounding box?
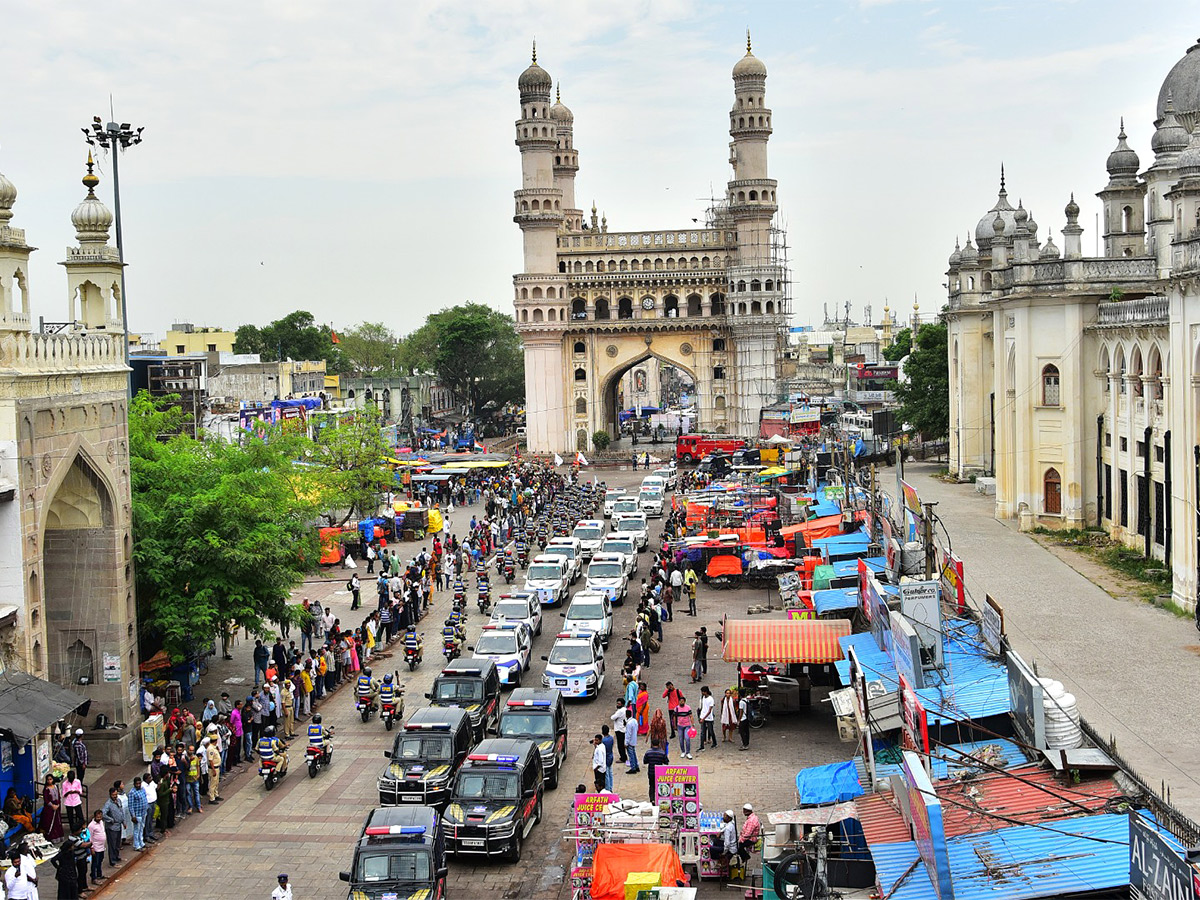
[721,618,851,663]
[706,555,743,577]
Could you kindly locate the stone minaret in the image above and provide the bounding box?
[513,44,569,453]
[0,159,32,334]
[1097,120,1147,258]
[727,31,777,264]
[61,155,123,332]
[550,85,582,233]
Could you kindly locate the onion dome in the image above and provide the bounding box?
[0,167,15,225]
[948,237,962,267]
[1176,123,1200,172]
[992,212,1007,236]
[549,84,573,123]
[960,237,979,265]
[1157,39,1200,132]
[1026,210,1038,239]
[975,165,1017,247]
[1064,193,1080,222]
[71,153,113,242]
[1106,119,1140,177]
[1152,94,1189,157]
[1013,202,1029,233]
[1040,235,1061,259]
[733,31,767,79]
[518,42,552,95]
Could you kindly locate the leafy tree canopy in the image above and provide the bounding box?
[883,327,912,362]
[338,322,400,376]
[234,310,343,373]
[308,403,392,525]
[894,322,948,440]
[398,303,524,416]
[130,391,319,659]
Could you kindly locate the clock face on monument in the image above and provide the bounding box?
[641,297,655,310]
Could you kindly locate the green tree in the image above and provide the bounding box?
[883,327,912,362]
[338,322,400,375]
[894,322,949,439]
[400,303,524,416]
[308,402,392,525]
[130,391,320,659]
[234,310,343,373]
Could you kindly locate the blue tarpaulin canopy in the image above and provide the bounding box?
[794,760,864,805]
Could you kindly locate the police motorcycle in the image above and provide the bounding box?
[452,577,466,607]
[355,667,379,723]
[403,627,425,672]
[257,725,288,790]
[379,672,405,731]
[515,535,529,569]
[477,572,493,614]
[502,549,516,585]
[442,617,466,662]
[304,713,335,778]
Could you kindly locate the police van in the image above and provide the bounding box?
[425,659,502,743]
[339,805,447,900]
[378,706,474,808]
[497,689,569,789]
[470,622,533,688]
[540,631,606,699]
[441,739,544,863]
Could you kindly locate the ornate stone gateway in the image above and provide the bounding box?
[512,40,789,453]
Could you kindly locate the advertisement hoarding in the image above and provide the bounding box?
[982,595,1005,656]
[1128,810,1200,900]
[897,750,955,900]
[898,673,930,762]
[900,580,943,668]
[1006,649,1046,751]
[890,611,923,690]
[939,552,966,614]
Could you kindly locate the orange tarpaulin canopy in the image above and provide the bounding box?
[706,555,743,577]
[780,514,845,545]
[589,842,687,900]
[721,618,852,663]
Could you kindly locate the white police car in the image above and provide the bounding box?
[585,553,628,605]
[523,555,569,607]
[599,536,638,577]
[470,622,533,688]
[561,591,613,647]
[540,631,605,699]
[572,520,606,561]
[490,591,543,637]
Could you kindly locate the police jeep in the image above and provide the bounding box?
[441,739,544,863]
[378,706,474,809]
[340,805,448,900]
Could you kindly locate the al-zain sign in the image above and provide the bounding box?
[1129,811,1200,900]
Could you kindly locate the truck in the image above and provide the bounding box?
[674,433,748,463]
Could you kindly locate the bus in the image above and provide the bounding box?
[674,433,748,463]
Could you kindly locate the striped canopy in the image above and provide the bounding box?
[721,618,852,664]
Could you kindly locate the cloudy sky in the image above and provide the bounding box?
[0,0,1192,339]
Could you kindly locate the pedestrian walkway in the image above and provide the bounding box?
[889,462,1200,820]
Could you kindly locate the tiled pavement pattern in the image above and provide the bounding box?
[86,466,851,900]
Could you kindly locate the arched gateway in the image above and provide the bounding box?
[512,39,789,453]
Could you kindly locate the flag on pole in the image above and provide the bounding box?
[553,453,563,466]
[576,451,588,466]
[330,328,341,344]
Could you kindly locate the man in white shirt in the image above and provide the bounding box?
[4,850,32,900]
[142,771,159,842]
[271,873,293,900]
[697,686,716,751]
[591,734,607,792]
[610,703,628,764]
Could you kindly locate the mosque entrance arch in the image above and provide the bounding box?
[597,346,700,443]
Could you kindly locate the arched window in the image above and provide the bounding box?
[574,368,586,382]
[687,294,702,317]
[713,338,726,352]
[1115,347,1126,395]
[533,308,544,323]
[737,280,747,293]
[532,286,543,299]
[595,298,610,320]
[573,341,585,354]
[1044,468,1062,515]
[714,395,726,411]
[575,397,587,415]
[573,261,582,273]
[572,297,586,320]
[710,294,726,316]
[617,297,633,319]
[1130,346,1144,397]
[765,300,774,313]
[1147,346,1164,400]
[548,308,557,321]
[1121,205,1133,232]
[1099,346,1111,393]
[751,300,762,314]
[713,366,725,380]
[1041,364,1060,406]
[664,295,679,317]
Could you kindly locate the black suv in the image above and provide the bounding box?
[426,659,502,743]
[340,806,447,900]
[441,738,544,862]
[378,706,475,808]
[497,688,568,789]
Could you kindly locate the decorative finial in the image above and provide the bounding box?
[556,83,560,103]
[83,151,99,196]
[532,40,537,64]
[999,162,1006,193]
[747,29,752,54]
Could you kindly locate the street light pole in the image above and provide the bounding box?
[82,116,143,397]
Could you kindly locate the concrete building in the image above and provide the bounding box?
[0,155,141,765]
[204,352,326,405]
[163,323,235,356]
[945,38,1200,611]
[513,38,790,453]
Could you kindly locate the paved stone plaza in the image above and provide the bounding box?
[85,465,847,900]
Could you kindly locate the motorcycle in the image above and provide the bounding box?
[453,580,466,606]
[356,695,378,723]
[305,730,334,778]
[503,559,515,584]
[405,638,424,672]
[478,585,492,614]
[443,637,461,662]
[259,756,286,790]
[516,544,528,568]
[381,695,403,731]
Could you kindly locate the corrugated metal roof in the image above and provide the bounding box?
[870,812,1137,900]
[835,620,1011,725]
[857,738,1029,787]
[813,588,858,614]
[857,764,1125,846]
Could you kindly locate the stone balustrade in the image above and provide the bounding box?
[0,330,126,373]
[1095,295,1169,326]
[558,228,734,252]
